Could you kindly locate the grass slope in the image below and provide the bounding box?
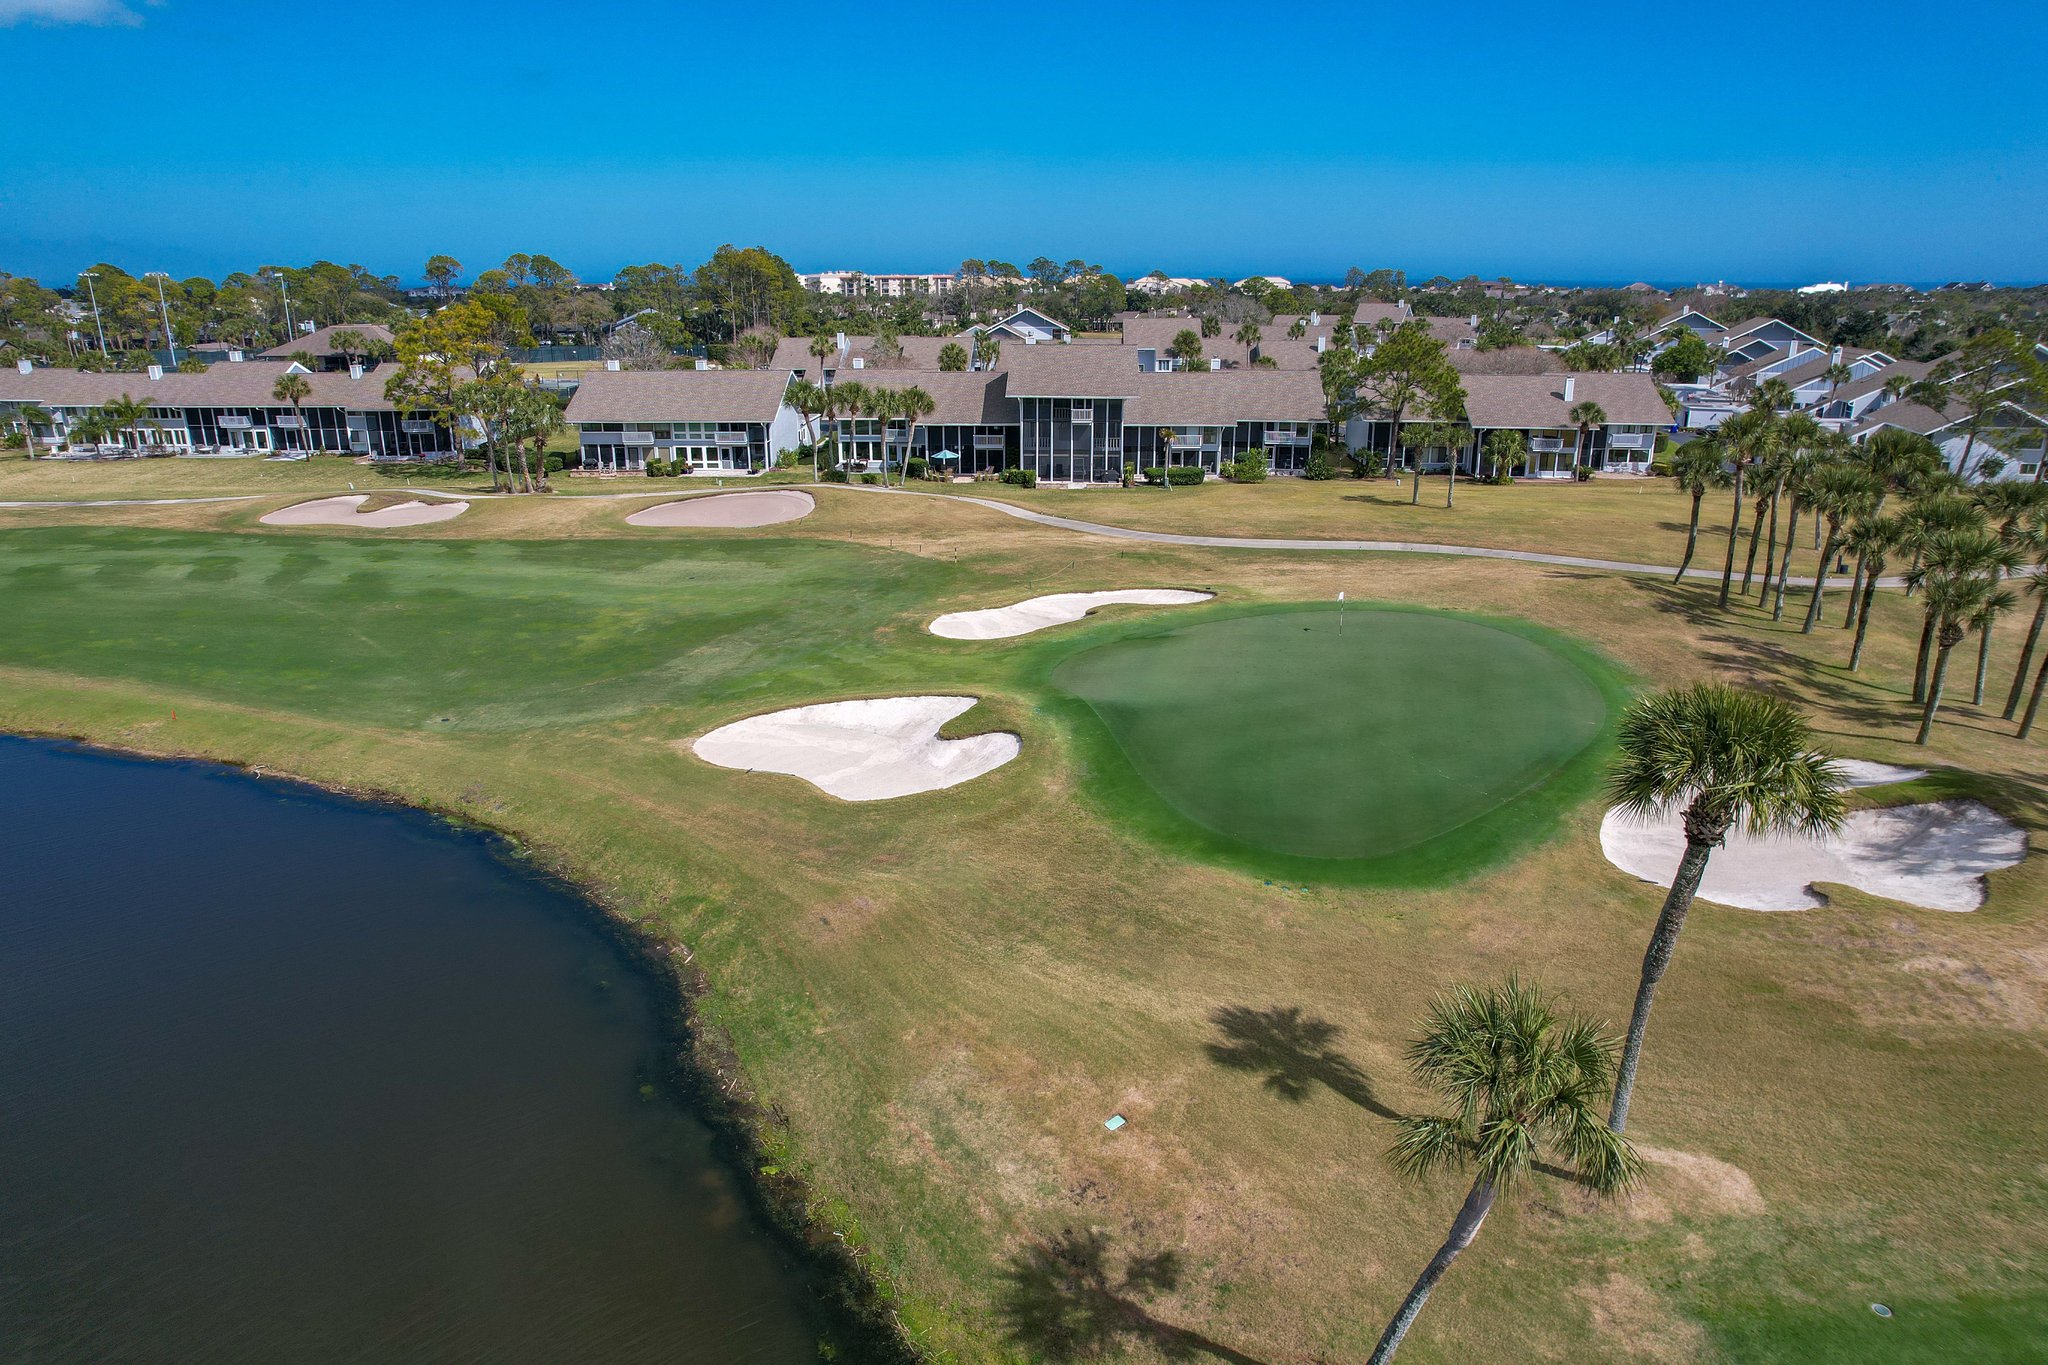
[0,500,2043,1365]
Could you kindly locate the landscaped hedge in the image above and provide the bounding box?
[1142,465,1205,486]
[999,467,1038,488]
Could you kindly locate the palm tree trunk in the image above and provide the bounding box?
[1741,493,1770,592]
[1801,533,1837,632]
[1718,469,1745,609]
[1844,554,1868,629]
[2005,594,2047,719]
[1772,504,1800,619]
[1674,491,1703,583]
[1917,639,1956,745]
[2020,650,2048,738]
[1367,1175,1497,1365]
[1973,621,1993,707]
[1759,487,1782,601]
[1610,834,1715,1133]
[1850,572,1881,671]
[1912,612,1936,703]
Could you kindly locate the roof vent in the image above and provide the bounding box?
[605,359,621,372]
[1562,376,1576,402]
[1309,311,1320,325]
[835,332,848,352]
[147,364,163,381]
[349,362,364,380]
[1316,334,1327,354]
[852,357,865,369]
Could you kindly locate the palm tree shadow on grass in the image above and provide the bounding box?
[998,1228,1272,1364]
[1204,1004,1399,1119]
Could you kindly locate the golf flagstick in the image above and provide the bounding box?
[1338,590,1345,634]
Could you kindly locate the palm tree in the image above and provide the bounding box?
[829,380,869,472]
[1605,684,1845,1132]
[12,402,50,457]
[784,378,826,471]
[806,333,836,382]
[1902,498,1992,700]
[1761,416,1830,608]
[1822,359,1854,399]
[1367,977,1639,1364]
[271,372,313,453]
[99,394,151,451]
[1233,321,1261,365]
[1715,409,1779,608]
[1909,529,2021,743]
[2003,519,2048,719]
[2019,637,2048,738]
[892,385,935,485]
[1799,463,1879,632]
[1842,429,1943,630]
[972,330,1000,372]
[1568,399,1606,470]
[1842,514,1903,671]
[1668,439,1730,582]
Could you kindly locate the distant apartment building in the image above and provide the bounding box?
[797,271,958,298]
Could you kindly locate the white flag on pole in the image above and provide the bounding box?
[1337,591,1345,601]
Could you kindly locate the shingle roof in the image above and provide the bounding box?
[1824,358,1930,406]
[1352,301,1414,330]
[1002,347,1325,420]
[1719,345,1794,381]
[1116,317,1323,370]
[1456,372,1671,430]
[1420,316,1478,348]
[821,370,1011,426]
[564,369,791,423]
[1448,347,1566,375]
[256,322,395,359]
[770,334,964,373]
[0,363,402,410]
[1849,402,1954,437]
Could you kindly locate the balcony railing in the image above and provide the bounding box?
[1529,437,1574,453]
[1607,433,1655,450]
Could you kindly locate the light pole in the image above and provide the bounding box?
[264,270,296,342]
[79,271,110,359]
[145,271,178,369]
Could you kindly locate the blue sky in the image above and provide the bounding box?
[3,0,2044,286]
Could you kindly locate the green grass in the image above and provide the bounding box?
[0,507,2044,1365]
[1049,604,1622,881]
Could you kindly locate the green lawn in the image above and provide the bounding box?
[0,506,2043,1365]
[1050,605,1618,879]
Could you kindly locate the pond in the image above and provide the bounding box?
[0,737,835,1363]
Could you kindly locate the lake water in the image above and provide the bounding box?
[0,737,831,1364]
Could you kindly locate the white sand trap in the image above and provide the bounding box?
[260,495,468,528]
[929,589,1213,640]
[1601,799,2026,912]
[690,696,1018,801]
[1834,758,1927,788]
[626,490,815,528]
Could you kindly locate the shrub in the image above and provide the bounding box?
[821,466,850,483]
[860,471,881,485]
[1573,463,1593,482]
[543,453,565,473]
[1303,448,1335,480]
[644,458,667,477]
[905,456,928,481]
[999,466,1038,488]
[1143,465,1205,486]
[1227,451,1269,482]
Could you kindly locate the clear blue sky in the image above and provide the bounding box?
[3,0,2044,286]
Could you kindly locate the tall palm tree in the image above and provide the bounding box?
[2003,518,2048,719]
[1799,463,1879,632]
[2019,636,2048,738]
[1842,514,1903,671]
[1605,684,1844,1132]
[12,402,50,457]
[806,332,836,382]
[892,385,935,485]
[1715,409,1779,608]
[828,380,868,472]
[1902,498,1992,700]
[1233,321,1261,365]
[1568,399,1606,470]
[1842,429,1943,630]
[1762,416,1831,608]
[1669,439,1730,582]
[271,372,313,453]
[1367,978,1639,1365]
[972,329,1000,372]
[784,378,827,472]
[1822,359,1854,399]
[1909,529,2021,743]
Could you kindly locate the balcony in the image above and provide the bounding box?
[1529,437,1574,454]
[1606,433,1655,451]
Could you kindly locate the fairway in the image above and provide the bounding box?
[1053,606,1613,868]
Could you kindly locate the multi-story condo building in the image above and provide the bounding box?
[797,271,958,298]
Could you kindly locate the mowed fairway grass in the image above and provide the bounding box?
[1052,606,1618,879]
[1,496,2045,1365]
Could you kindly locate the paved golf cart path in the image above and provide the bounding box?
[0,482,1893,587]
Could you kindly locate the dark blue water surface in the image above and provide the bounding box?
[0,737,823,1364]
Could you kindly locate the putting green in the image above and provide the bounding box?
[1051,606,1619,878]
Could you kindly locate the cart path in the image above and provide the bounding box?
[0,481,1901,587]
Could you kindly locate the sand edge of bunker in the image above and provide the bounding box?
[686,695,1019,801]
[1027,599,1636,887]
[625,489,816,529]
[258,493,470,528]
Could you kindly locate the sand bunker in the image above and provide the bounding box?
[929,589,1213,640]
[1601,799,2025,912]
[260,495,468,528]
[690,696,1018,801]
[626,490,815,528]
[1833,758,1927,788]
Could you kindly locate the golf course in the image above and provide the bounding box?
[1,472,2044,1364]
